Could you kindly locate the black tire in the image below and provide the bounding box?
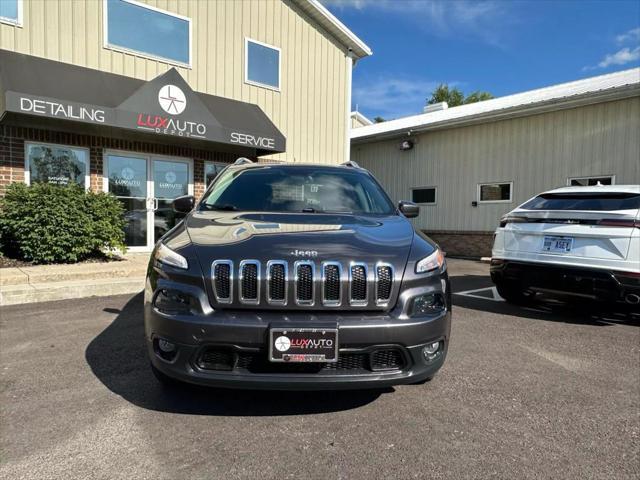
[495,283,535,305]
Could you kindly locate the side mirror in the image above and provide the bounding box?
[173,195,196,214]
[398,201,419,218]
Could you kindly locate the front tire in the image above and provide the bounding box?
[495,283,535,305]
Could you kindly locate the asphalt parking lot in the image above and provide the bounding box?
[1,259,638,479]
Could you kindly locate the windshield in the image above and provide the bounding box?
[521,192,640,211]
[200,166,395,215]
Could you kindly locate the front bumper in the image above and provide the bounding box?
[490,259,640,302]
[145,306,451,390]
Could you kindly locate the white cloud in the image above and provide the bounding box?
[616,27,640,45]
[322,0,514,46]
[597,46,640,68]
[352,76,457,119]
[584,26,640,70]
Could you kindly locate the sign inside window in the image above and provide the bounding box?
[154,161,188,199]
[108,156,147,197]
[27,145,88,187]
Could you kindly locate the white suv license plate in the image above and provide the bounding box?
[542,235,574,253]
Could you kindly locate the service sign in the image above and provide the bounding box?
[5,69,284,152]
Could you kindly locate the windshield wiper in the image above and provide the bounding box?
[205,203,239,211]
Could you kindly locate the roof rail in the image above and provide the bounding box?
[234,157,254,165]
[341,160,361,168]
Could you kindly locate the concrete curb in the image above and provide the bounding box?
[1,277,145,306]
[0,254,149,306]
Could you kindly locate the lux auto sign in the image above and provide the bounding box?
[135,84,207,139]
[11,90,207,140]
[7,85,277,149]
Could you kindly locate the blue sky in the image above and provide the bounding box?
[322,0,640,120]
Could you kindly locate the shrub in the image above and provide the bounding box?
[0,183,126,264]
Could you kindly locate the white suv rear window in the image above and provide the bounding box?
[521,193,640,211]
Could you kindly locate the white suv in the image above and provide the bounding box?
[491,185,640,306]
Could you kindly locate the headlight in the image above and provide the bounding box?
[415,248,445,274]
[154,243,188,270]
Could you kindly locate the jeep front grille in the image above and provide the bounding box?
[322,262,341,305]
[239,260,260,304]
[375,264,393,306]
[212,260,233,304]
[210,260,395,308]
[267,261,287,304]
[349,263,368,306]
[295,261,315,305]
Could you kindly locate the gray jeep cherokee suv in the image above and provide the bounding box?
[145,159,452,390]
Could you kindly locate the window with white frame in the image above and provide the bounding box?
[411,186,437,205]
[245,38,280,90]
[568,175,614,186]
[478,182,513,203]
[104,0,191,66]
[204,162,228,187]
[0,0,22,26]
[25,143,90,189]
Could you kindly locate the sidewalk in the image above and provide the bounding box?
[0,254,149,306]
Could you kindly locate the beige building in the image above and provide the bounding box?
[351,69,640,257]
[0,0,370,250]
[350,111,372,129]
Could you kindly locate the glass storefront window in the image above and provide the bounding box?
[0,0,21,25]
[107,155,147,198]
[154,160,189,200]
[107,154,148,247]
[26,143,89,188]
[105,0,191,65]
[204,162,227,187]
[246,39,280,90]
[153,160,189,242]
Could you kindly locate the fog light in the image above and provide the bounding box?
[154,337,178,362]
[410,293,444,316]
[158,338,175,353]
[422,342,441,362]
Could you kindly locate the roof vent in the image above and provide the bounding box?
[423,101,449,114]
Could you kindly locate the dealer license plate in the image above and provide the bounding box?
[269,327,338,363]
[542,235,574,253]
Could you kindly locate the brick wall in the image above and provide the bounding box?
[425,230,494,258]
[0,125,238,197]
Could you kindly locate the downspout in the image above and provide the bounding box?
[344,49,358,163]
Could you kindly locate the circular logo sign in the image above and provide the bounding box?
[158,85,186,115]
[121,167,135,181]
[274,336,291,352]
[165,171,177,183]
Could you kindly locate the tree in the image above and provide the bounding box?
[427,84,494,107]
[464,91,494,104]
[428,84,465,107]
[373,116,386,123]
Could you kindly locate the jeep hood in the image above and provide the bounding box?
[182,211,414,269]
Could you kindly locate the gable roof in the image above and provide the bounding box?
[352,68,640,143]
[293,0,372,58]
[350,111,373,126]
